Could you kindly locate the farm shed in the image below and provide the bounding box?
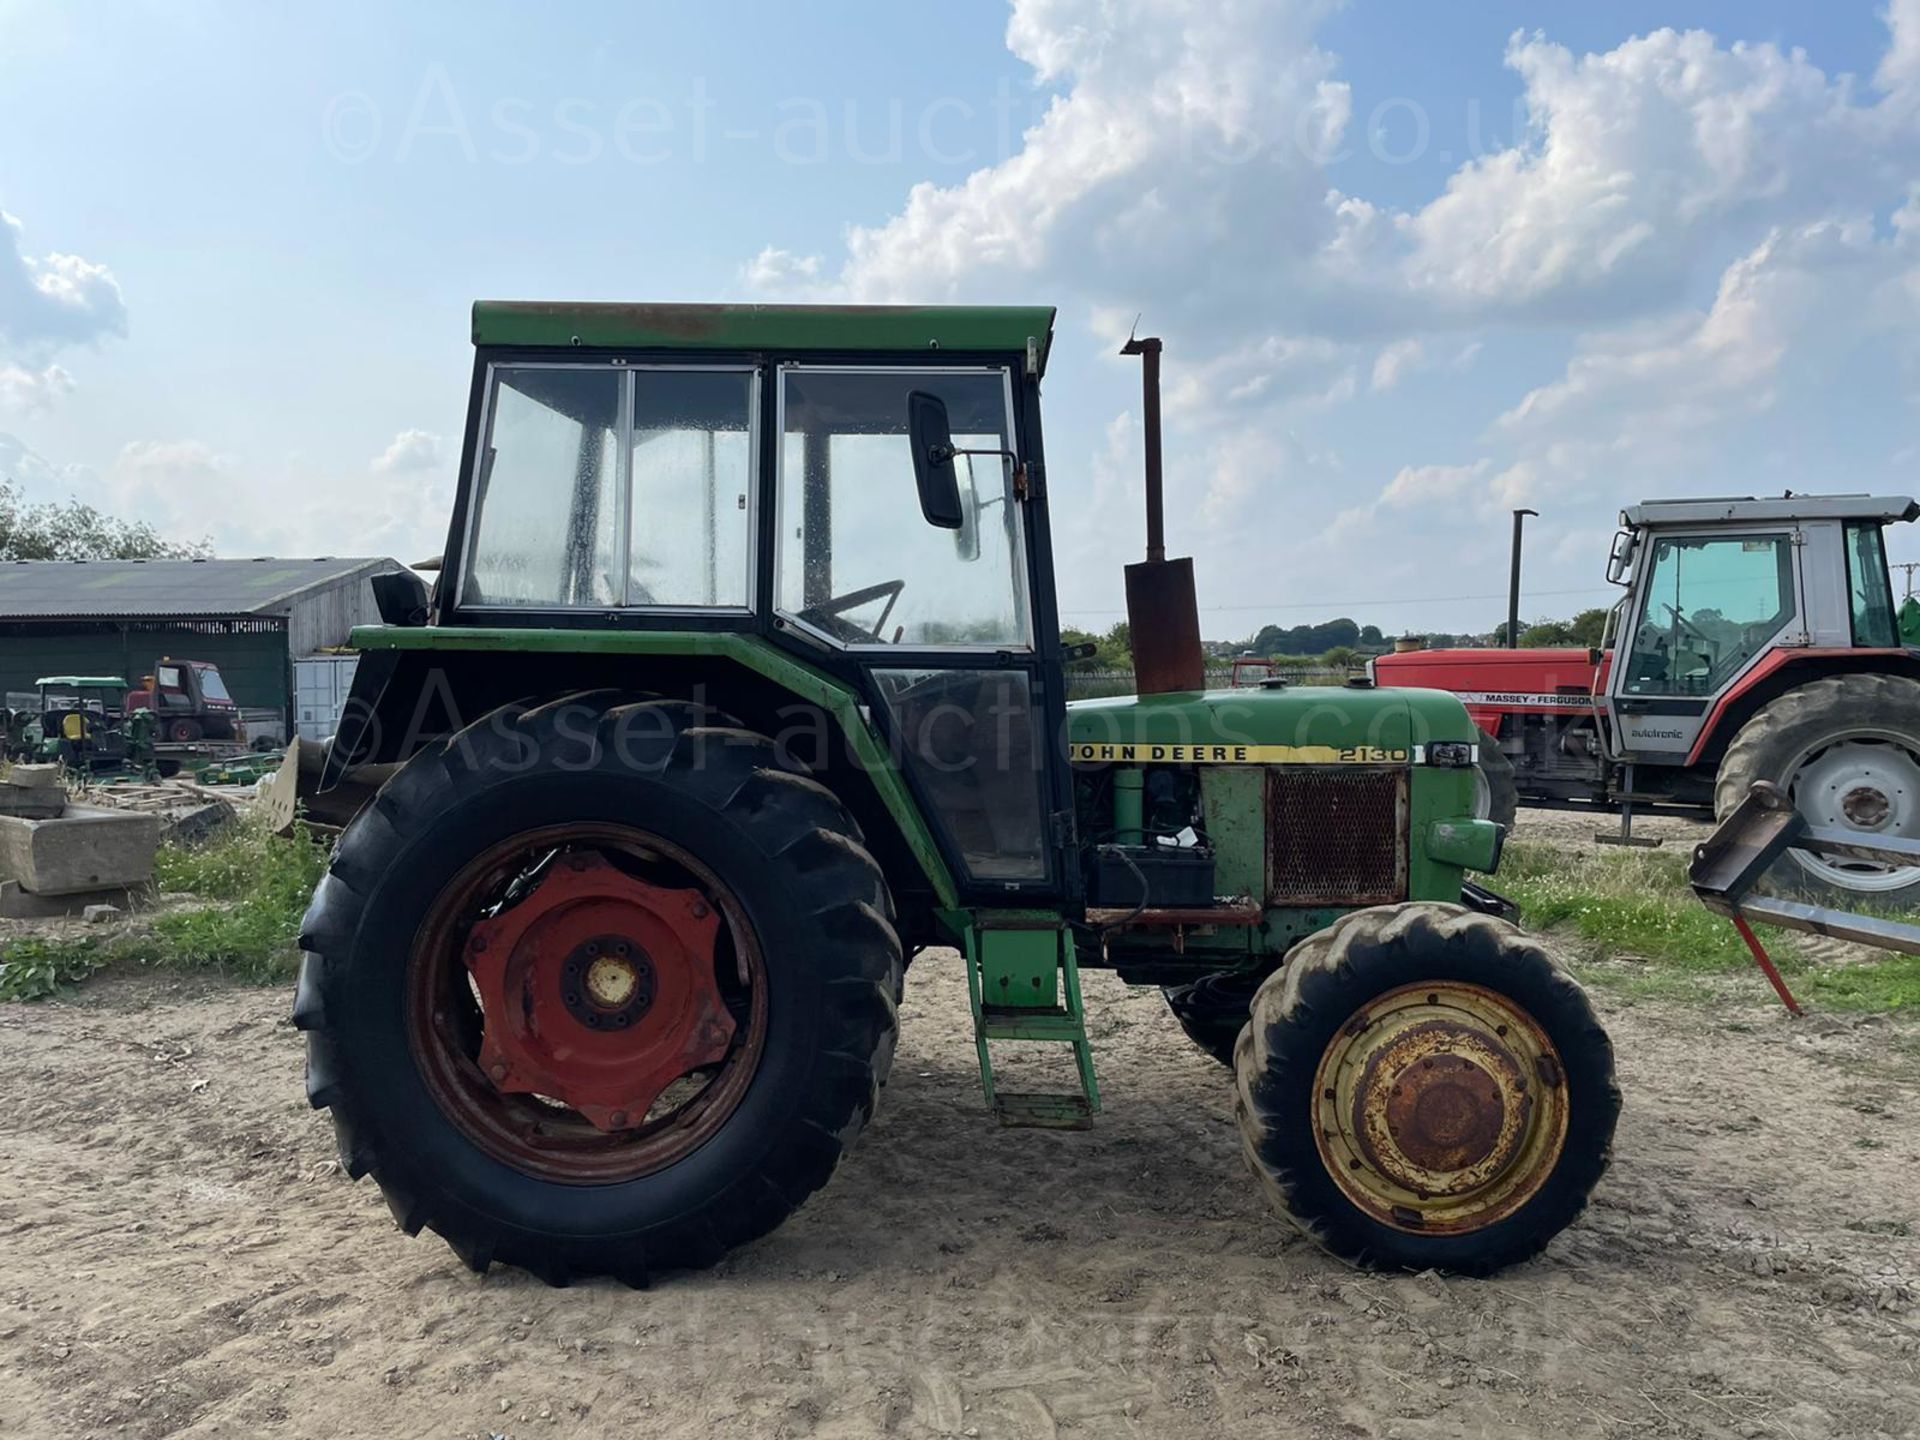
[0,557,404,724]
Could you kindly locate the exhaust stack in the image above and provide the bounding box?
[1120,335,1206,694]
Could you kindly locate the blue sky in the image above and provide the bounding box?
[1,0,1916,639]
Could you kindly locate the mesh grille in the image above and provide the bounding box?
[1267,768,1407,906]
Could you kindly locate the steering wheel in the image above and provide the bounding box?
[800,579,906,642]
[1662,602,1711,643]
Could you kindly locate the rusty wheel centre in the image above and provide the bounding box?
[1313,982,1568,1235]
[409,826,766,1184]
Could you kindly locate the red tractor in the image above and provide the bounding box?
[125,657,241,743]
[1373,494,1920,906]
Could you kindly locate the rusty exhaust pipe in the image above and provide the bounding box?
[1121,335,1205,694]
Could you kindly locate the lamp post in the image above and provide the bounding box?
[1508,508,1538,648]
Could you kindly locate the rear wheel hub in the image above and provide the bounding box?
[464,852,734,1132]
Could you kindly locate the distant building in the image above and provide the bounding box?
[0,556,403,730]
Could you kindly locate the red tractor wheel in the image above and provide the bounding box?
[168,718,203,743]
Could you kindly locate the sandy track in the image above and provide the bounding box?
[1,953,1917,1440]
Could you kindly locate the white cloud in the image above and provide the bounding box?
[0,209,127,352]
[0,429,92,497]
[371,428,443,474]
[0,362,74,414]
[741,246,824,293]
[1370,339,1424,392]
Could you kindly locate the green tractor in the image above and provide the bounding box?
[297,302,1619,1285]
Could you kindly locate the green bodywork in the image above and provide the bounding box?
[351,623,962,907]
[471,301,1057,375]
[1066,685,1499,966]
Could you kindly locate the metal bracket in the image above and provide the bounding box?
[1689,781,1920,1014]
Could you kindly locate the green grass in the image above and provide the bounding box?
[1494,839,1920,1014]
[0,814,328,1001]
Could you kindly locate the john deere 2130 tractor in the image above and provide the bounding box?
[297,303,1618,1283]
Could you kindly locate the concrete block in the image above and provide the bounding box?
[83,902,124,924]
[0,785,65,819]
[0,881,139,919]
[6,764,62,789]
[0,805,162,896]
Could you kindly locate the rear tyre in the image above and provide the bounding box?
[1715,674,1920,908]
[294,693,901,1285]
[1471,727,1519,832]
[1235,902,1618,1274]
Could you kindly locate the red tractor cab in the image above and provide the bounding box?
[126,658,241,743]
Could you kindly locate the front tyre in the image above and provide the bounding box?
[1235,902,1617,1274]
[294,694,901,1286]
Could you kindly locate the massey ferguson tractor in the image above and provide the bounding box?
[294,302,1618,1286]
[1374,496,1920,905]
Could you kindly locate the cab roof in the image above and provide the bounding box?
[1622,494,1919,527]
[471,301,1057,376]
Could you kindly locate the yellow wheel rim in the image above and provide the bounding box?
[1312,982,1569,1235]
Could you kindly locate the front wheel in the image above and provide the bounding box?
[294,694,901,1285]
[1235,902,1617,1274]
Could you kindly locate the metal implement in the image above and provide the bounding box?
[1690,780,1920,1015]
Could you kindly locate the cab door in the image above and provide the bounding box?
[767,361,1072,902]
[1603,527,1806,761]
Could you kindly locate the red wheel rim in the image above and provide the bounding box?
[407,824,768,1185]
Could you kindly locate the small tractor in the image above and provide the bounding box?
[20,676,147,771]
[295,302,1619,1285]
[125,657,241,743]
[1373,496,1920,904]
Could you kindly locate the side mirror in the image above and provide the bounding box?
[906,391,964,530]
[1605,529,1637,585]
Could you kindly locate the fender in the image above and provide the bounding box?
[1686,647,1920,767]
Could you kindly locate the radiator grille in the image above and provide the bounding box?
[1267,768,1407,906]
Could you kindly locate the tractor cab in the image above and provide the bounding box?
[126,658,240,743]
[33,675,134,769]
[1600,494,1916,763]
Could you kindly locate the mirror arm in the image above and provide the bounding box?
[935,446,1026,499]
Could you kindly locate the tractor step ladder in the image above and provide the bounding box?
[963,919,1099,1130]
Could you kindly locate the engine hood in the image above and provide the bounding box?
[1066,684,1477,764]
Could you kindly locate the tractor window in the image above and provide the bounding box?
[465,367,621,607]
[1623,534,1795,696]
[872,668,1048,881]
[627,369,756,609]
[1845,522,1898,648]
[196,668,232,703]
[776,368,1030,648]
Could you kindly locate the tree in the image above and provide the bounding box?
[0,478,209,561]
[1518,620,1576,646]
[1568,606,1611,647]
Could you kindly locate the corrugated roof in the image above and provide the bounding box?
[0,557,401,619]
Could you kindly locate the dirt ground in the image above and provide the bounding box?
[3,907,1918,1440]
